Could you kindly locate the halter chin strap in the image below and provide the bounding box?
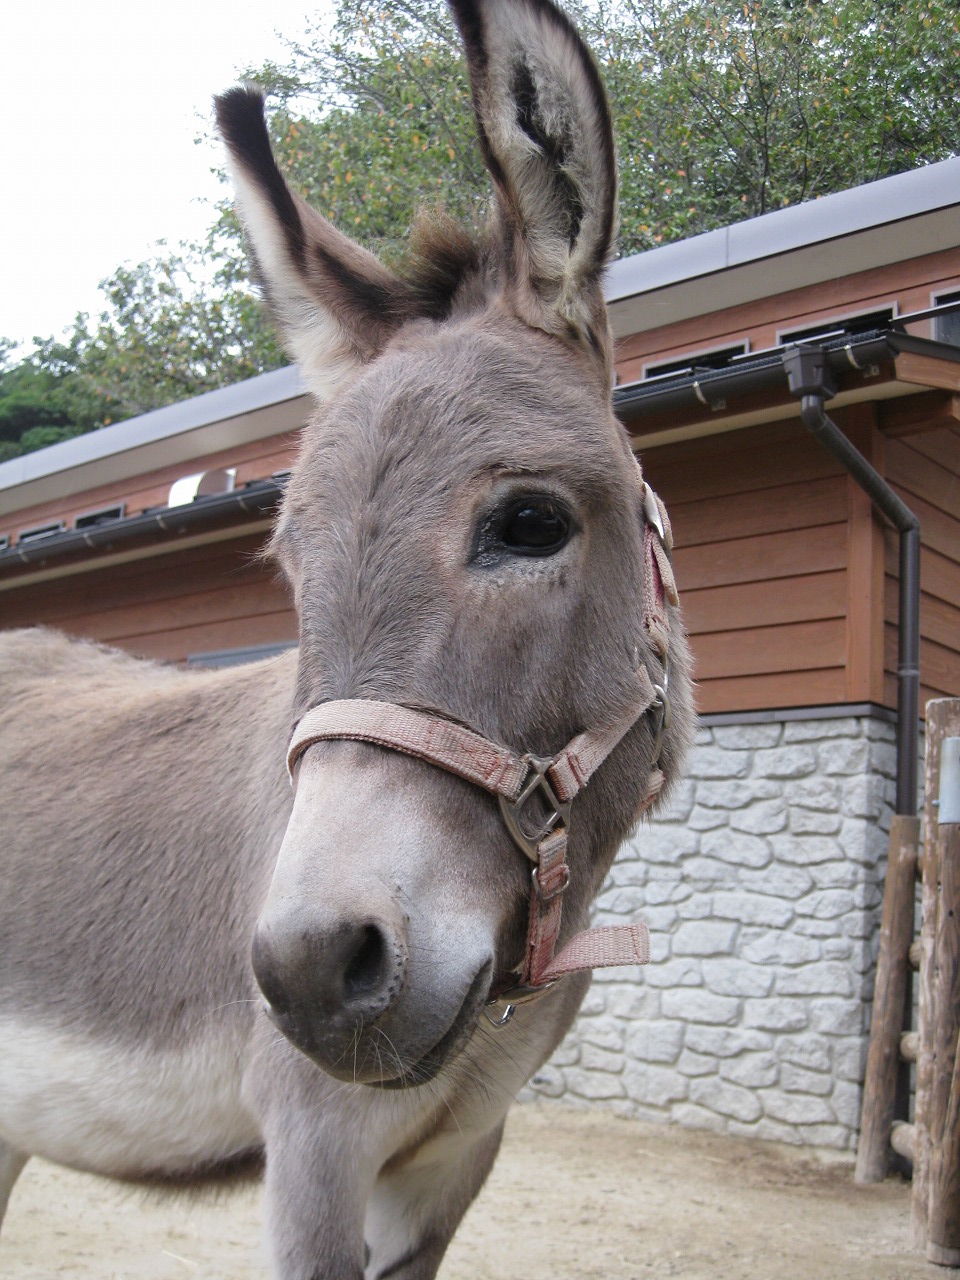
[284,477,677,1023]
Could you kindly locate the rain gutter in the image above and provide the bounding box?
[612,328,959,422]
[0,476,285,577]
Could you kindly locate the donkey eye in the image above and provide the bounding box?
[501,501,571,554]
[472,494,575,566]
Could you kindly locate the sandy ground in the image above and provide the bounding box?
[1,1102,944,1280]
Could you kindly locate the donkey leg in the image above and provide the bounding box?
[0,1140,28,1230]
[363,1121,505,1280]
[261,1112,374,1280]
[250,1045,376,1279]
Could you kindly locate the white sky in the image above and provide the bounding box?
[1,1,325,350]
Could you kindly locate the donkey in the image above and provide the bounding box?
[0,0,692,1275]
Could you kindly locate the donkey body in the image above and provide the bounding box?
[0,1,691,1275]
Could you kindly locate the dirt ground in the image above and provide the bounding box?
[2,1102,946,1280]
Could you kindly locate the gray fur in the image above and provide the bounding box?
[0,2,693,1276]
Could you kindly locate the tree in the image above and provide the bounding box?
[233,0,960,257]
[0,332,108,464]
[6,0,960,458]
[71,245,286,419]
[0,243,286,461]
[596,0,960,249]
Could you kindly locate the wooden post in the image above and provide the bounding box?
[926,819,960,1265]
[914,699,960,1259]
[856,814,921,1182]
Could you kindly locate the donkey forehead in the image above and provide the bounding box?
[285,320,631,518]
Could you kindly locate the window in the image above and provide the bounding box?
[778,307,895,347]
[74,504,125,531]
[932,290,960,348]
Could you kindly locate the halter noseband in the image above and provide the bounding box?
[285,479,677,1025]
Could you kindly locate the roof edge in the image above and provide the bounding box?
[0,364,308,501]
[604,156,960,304]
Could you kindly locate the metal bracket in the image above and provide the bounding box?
[498,756,571,863]
[642,484,666,542]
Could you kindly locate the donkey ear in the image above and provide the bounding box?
[215,86,415,399]
[449,0,617,359]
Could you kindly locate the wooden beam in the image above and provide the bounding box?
[879,391,960,438]
[927,820,960,1265]
[914,699,960,1253]
[894,352,960,395]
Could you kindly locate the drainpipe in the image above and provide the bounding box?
[784,346,921,817]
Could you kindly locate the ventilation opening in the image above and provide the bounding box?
[778,306,896,347]
[74,503,126,531]
[17,520,66,545]
[644,342,749,381]
[932,290,960,348]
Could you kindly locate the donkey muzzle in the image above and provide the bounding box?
[252,909,408,1076]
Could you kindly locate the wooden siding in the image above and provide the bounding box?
[0,533,297,663]
[0,296,955,708]
[883,425,960,708]
[639,416,857,714]
[614,247,960,384]
[2,398,955,707]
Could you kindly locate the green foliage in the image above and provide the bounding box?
[588,0,960,251]
[71,248,287,419]
[219,2,486,263]
[234,0,960,259]
[0,245,286,463]
[0,333,105,464]
[6,0,960,460]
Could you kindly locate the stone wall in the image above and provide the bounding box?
[524,709,906,1151]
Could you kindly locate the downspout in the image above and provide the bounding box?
[784,345,921,816]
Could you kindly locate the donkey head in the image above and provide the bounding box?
[216,0,692,1087]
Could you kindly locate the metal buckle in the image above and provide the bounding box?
[498,755,571,864]
[532,861,570,902]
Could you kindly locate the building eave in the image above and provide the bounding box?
[2,159,958,517]
[604,157,960,339]
[0,365,311,518]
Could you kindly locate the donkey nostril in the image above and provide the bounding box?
[343,925,387,1000]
